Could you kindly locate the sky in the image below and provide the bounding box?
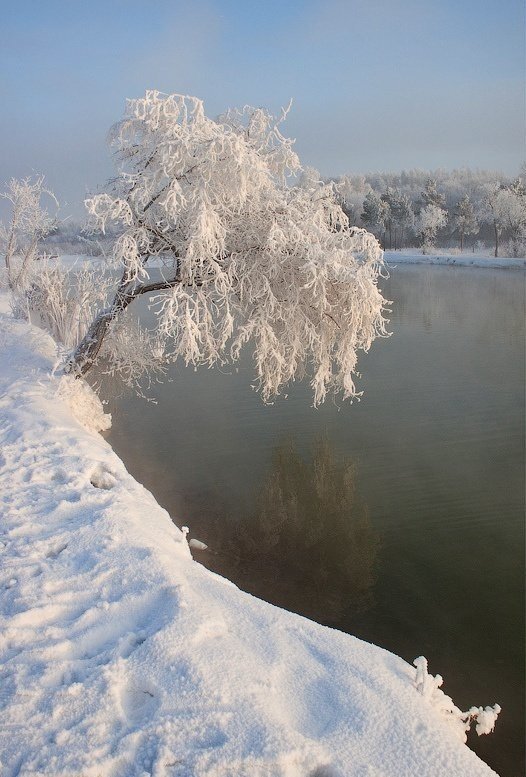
[1,0,524,217]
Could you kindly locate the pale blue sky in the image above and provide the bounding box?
[1,0,524,215]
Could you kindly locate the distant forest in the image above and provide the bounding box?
[43,166,526,258]
[329,166,526,256]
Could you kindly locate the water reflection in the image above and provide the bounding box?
[191,437,379,624]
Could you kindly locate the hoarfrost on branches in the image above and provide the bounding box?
[480,180,526,257]
[417,204,448,253]
[0,176,58,292]
[23,258,112,349]
[69,91,389,405]
[413,657,501,743]
[453,194,478,252]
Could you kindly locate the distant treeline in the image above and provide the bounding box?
[328,166,526,256]
[43,166,526,258]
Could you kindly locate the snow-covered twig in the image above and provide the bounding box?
[413,656,501,743]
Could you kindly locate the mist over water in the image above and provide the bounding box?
[100,266,525,777]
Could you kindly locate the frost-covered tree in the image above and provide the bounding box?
[67,91,388,405]
[298,165,322,190]
[505,179,526,256]
[390,191,414,250]
[418,179,448,252]
[334,175,372,227]
[421,178,447,210]
[380,188,414,250]
[361,191,390,248]
[380,188,396,249]
[0,176,58,291]
[417,203,448,253]
[481,181,526,257]
[453,194,478,251]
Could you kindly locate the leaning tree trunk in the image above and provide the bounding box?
[68,307,123,377]
[66,274,181,378]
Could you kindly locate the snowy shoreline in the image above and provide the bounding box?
[53,250,526,273]
[384,251,525,270]
[0,297,500,776]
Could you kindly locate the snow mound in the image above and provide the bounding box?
[57,374,112,433]
[0,297,500,777]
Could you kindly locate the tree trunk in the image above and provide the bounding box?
[66,275,181,378]
[4,214,18,289]
[68,307,122,377]
[460,230,464,252]
[494,222,499,258]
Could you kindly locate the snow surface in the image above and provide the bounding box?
[52,251,526,272]
[384,251,525,269]
[0,298,500,776]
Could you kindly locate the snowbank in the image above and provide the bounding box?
[0,302,499,776]
[385,251,526,269]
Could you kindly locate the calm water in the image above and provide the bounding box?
[100,266,525,777]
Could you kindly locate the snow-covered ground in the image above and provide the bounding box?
[50,250,526,272]
[384,250,525,269]
[0,295,501,776]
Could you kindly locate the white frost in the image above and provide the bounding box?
[471,705,502,736]
[413,656,501,743]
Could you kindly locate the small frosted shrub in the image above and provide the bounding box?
[20,258,112,349]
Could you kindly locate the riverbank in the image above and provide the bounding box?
[384,251,525,269]
[0,296,500,776]
[52,250,526,272]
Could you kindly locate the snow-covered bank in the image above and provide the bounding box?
[47,250,526,272]
[0,303,500,777]
[385,251,526,269]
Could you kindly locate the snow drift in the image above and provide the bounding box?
[0,300,500,776]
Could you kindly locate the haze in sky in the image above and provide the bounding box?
[1,0,524,216]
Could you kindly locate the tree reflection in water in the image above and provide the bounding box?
[191,437,379,626]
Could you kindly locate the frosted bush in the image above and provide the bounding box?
[15,255,167,393]
[20,257,113,349]
[0,176,58,291]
